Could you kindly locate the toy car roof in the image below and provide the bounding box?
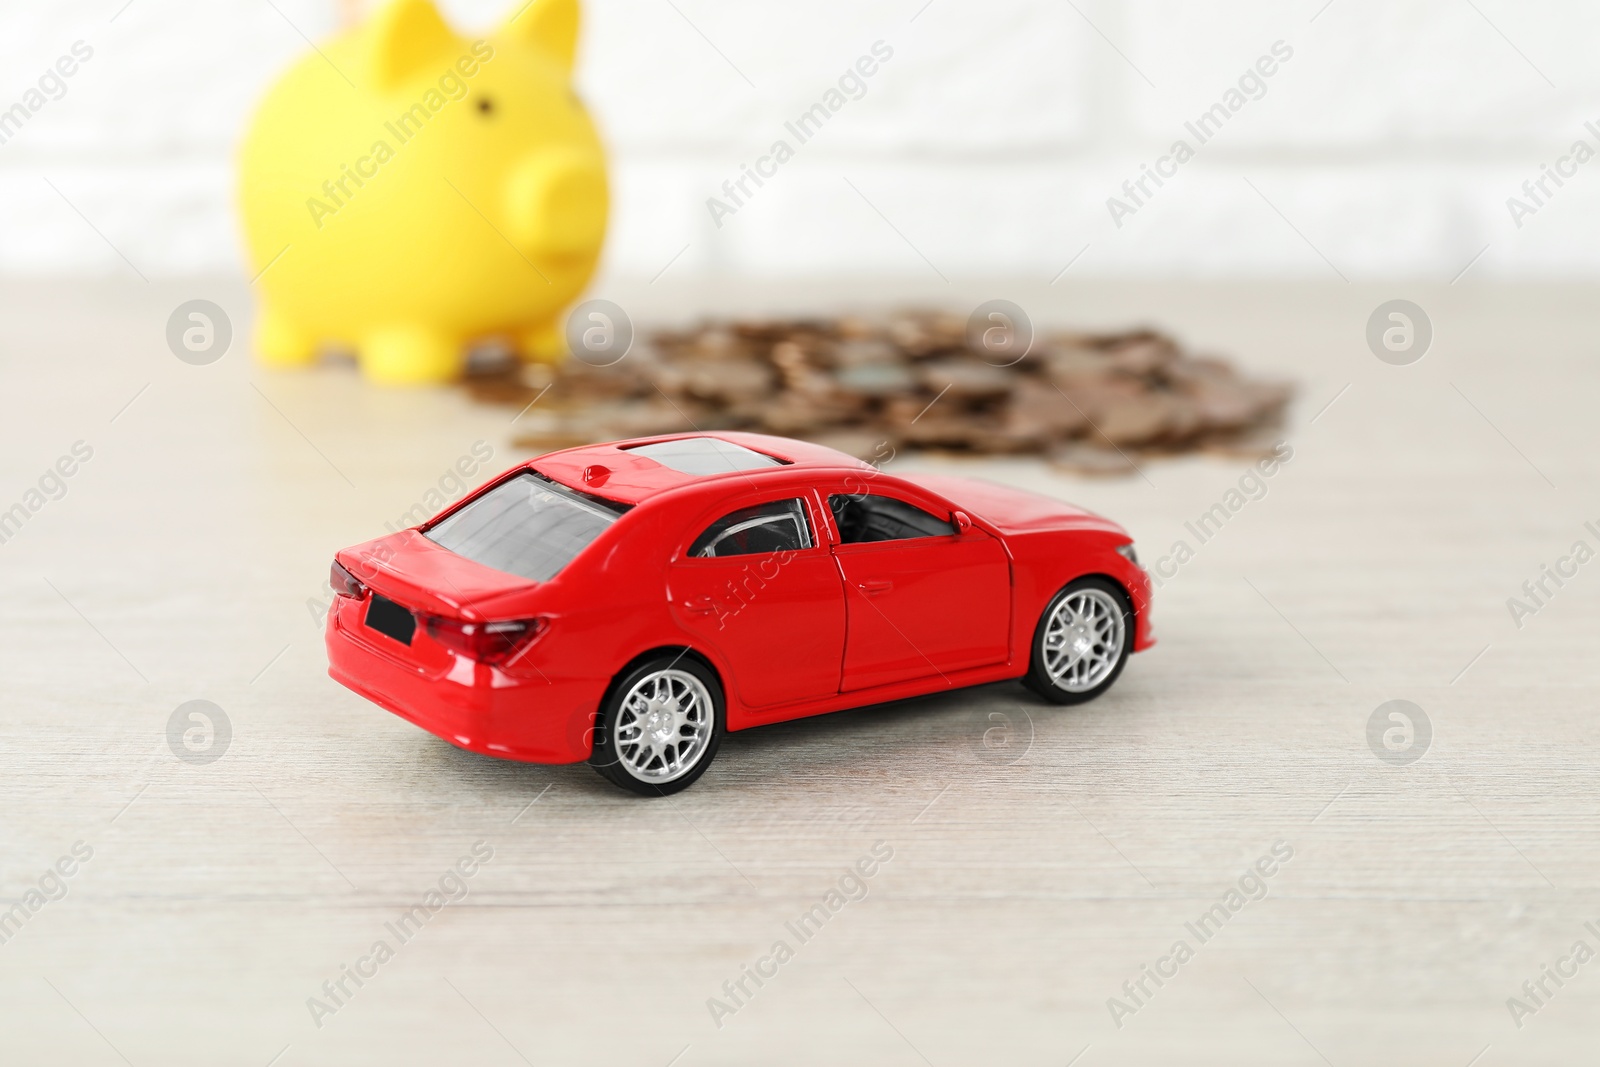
[529,431,872,506]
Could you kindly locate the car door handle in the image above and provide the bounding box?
[857,580,893,597]
[683,596,717,615]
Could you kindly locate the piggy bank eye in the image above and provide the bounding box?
[476,97,495,116]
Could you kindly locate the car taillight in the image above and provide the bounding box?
[424,615,548,665]
[330,560,367,599]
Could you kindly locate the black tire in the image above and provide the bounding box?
[1022,576,1134,706]
[590,654,725,796]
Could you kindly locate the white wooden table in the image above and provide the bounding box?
[1,278,1594,1065]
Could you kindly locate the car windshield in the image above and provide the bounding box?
[424,472,627,582]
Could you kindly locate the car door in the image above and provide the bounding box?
[826,488,1011,691]
[667,492,846,709]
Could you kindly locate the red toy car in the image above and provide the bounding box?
[326,432,1153,795]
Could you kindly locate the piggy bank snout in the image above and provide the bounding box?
[506,152,606,258]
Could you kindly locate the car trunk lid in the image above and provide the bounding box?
[336,531,538,620]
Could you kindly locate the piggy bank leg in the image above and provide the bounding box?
[254,307,318,368]
[518,320,568,365]
[359,326,462,385]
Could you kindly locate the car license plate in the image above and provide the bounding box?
[364,593,416,645]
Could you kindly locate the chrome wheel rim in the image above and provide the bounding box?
[613,669,714,784]
[1042,588,1125,693]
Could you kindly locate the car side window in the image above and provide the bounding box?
[689,498,814,558]
[828,493,955,544]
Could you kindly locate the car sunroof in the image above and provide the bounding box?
[625,437,787,475]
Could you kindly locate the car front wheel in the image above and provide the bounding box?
[590,655,724,796]
[1023,577,1133,705]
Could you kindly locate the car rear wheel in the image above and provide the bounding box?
[1023,577,1132,705]
[590,655,724,796]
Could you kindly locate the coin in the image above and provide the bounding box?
[477,311,1290,474]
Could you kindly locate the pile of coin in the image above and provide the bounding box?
[466,311,1291,475]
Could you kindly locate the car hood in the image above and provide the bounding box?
[335,530,539,619]
[900,474,1128,539]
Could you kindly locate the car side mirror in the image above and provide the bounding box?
[952,510,972,534]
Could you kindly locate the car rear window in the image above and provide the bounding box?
[425,472,627,582]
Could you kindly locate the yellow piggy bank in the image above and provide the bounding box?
[238,0,606,384]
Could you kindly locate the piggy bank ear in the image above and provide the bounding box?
[502,0,580,73]
[362,0,458,90]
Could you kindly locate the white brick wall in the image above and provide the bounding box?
[0,0,1593,280]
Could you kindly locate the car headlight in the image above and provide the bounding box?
[1114,543,1139,566]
